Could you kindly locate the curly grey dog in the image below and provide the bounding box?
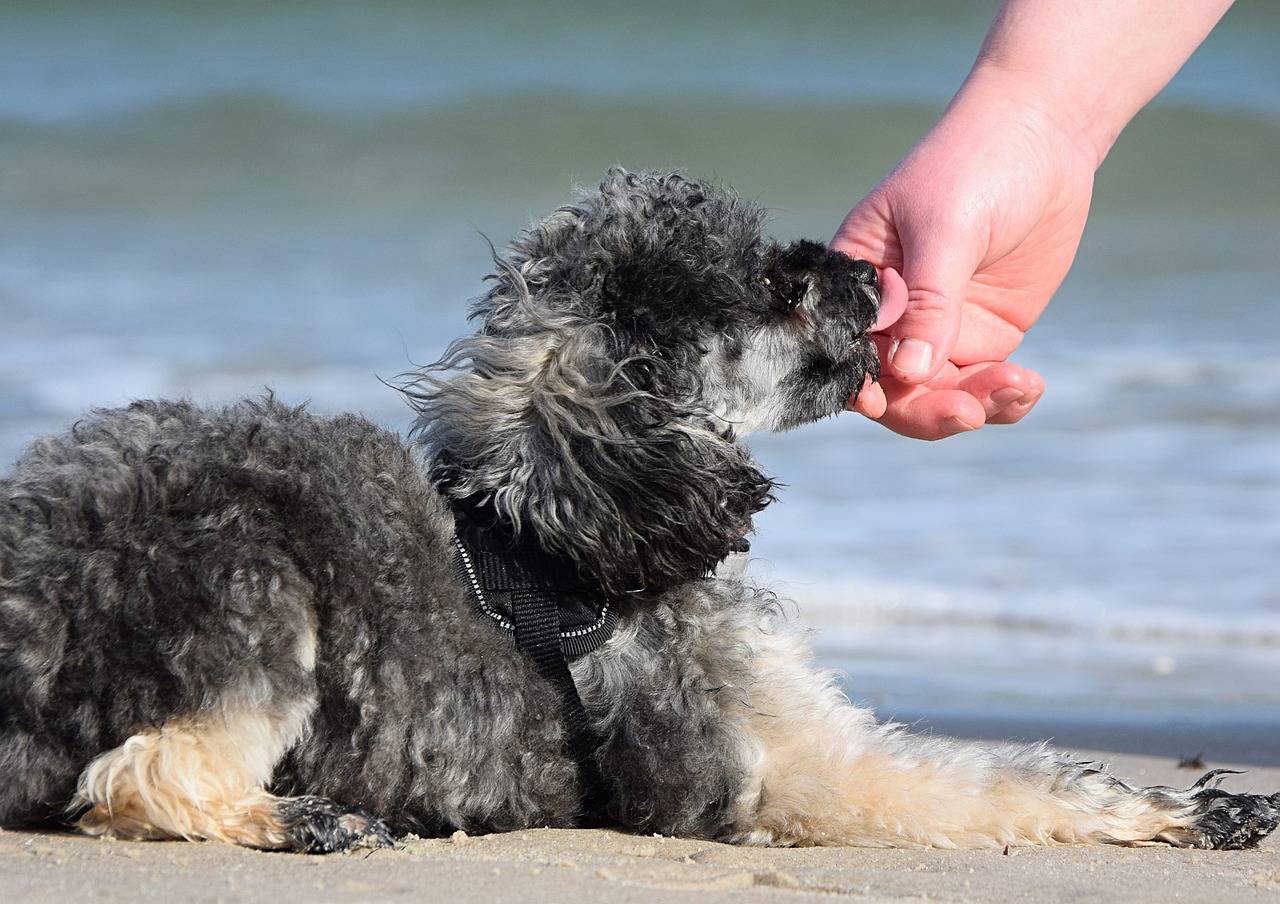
[1,169,1276,853]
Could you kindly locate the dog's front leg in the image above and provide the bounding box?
[716,600,1279,850]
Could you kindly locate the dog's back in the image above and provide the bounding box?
[0,396,432,828]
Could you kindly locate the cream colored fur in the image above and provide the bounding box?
[719,609,1204,849]
[72,698,314,847]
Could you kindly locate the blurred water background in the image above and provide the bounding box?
[2,1,1278,746]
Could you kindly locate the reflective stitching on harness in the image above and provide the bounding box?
[454,535,513,631]
[453,534,612,640]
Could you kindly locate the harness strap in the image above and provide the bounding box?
[509,586,611,824]
[450,509,612,824]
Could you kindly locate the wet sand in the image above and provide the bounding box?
[3,749,1276,904]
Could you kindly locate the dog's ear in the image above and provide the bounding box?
[403,259,774,594]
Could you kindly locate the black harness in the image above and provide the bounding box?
[450,507,752,823]
[450,509,619,821]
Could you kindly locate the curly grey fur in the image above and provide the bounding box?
[1,169,1274,852]
[402,169,878,592]
[0,397,580,832]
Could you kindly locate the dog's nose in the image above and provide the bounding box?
[851,259,878,288]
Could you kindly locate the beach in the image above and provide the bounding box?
[3,748,1276,904]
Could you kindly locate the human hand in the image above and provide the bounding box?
[834,65,1098,439]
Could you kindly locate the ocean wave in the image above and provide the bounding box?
[2,91,1277,233]
[772,575,1280,651]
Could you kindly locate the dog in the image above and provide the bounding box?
[1,169,1276,853]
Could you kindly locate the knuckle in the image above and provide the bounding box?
[904,286,956,318]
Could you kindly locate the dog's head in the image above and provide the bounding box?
[407,169,881,592]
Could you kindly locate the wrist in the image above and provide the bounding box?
[948,60,1114,171]
[955,0,1234,170]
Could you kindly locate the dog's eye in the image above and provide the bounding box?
[762,275,806,314]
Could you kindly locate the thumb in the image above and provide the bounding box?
[886,227,979,384]
[831,194,896,266]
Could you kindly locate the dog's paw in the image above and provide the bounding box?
[1187,791,1280,850]
[1176,772,1280,850]
[277,796,397,854]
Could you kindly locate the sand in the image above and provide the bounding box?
[2,750,1277,904]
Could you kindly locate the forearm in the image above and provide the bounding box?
[954,0,1234,168]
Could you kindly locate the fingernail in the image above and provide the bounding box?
[991,388,1025,406]
[942,416,977,435]
[890,338,933,377]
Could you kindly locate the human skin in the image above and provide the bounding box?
[835,0,1235,439]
